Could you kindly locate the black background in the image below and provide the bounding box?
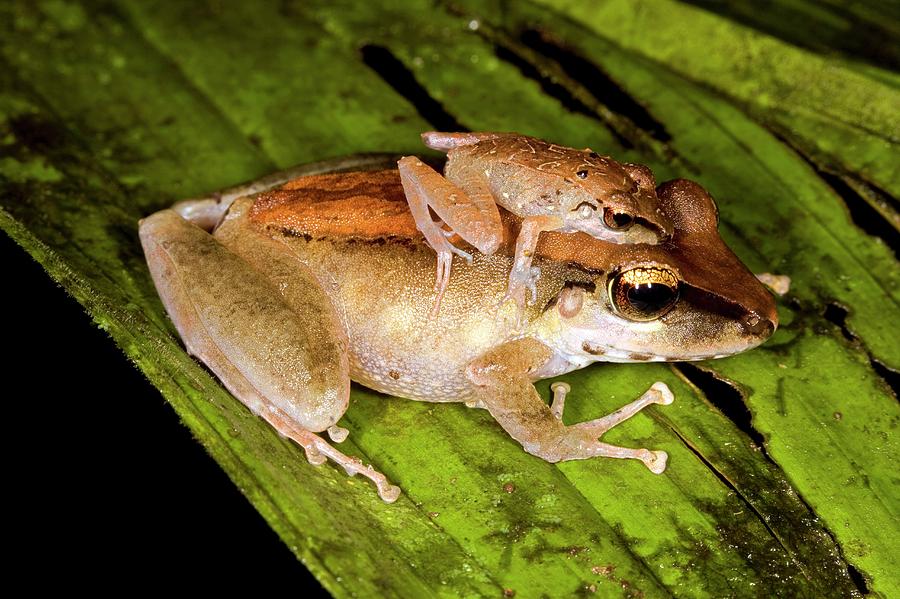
[4,230,331,595]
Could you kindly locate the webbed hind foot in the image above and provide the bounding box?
[266,408,401,503]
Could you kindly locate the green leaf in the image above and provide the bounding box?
[529,0,900,239]
[2,0,897,597]
[679,0,900,76]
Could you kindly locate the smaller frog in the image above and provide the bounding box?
[398,132,673,316]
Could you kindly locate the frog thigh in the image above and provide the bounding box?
[140,208,401,502]
[139,208,349,432]
[397,156,502,255]
[398,156,503,315]
[420,131,507,151]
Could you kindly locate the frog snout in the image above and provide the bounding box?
[740,289,778,339]
[741,311,776,338]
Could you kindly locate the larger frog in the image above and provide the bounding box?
[139,161,777,503]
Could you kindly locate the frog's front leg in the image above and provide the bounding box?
[503,214,565,318]
[466,338,671,473]
[397,156,502,314]
[139,208,400,502]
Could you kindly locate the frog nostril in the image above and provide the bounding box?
[742,312,774,337]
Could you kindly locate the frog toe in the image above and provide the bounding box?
[650,382,675,405]
[304,445,328,466]
[267,409,401,503]
[643,450,669,474]
[328,424,350,443]
[380,484,402,504]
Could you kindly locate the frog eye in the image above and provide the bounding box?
[576,169,589,179]
[575,202,597,219]
[603,208,634,230]
[609,267,679,321]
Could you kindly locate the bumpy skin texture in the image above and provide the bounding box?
[399,132,675,315]
[140,209,350,431]
[245,170,775,388]
[140,165,777,501]
[423,132,670,240]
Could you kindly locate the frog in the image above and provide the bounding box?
[139,163,777,503]
[398,132,674,316]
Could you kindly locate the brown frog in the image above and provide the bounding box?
[398,132,673,316]
[139,161,776,503]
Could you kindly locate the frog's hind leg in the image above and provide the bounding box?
[467,338,672,474]
[139,208,400,502]
[265,410,400,502]
[398,156,502,315]
[420,131,506,150]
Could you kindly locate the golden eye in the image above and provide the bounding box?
[609,267,679,321]
[603,207,634,230]
[575,202,596,219]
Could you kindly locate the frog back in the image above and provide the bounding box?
[247,169,421,240]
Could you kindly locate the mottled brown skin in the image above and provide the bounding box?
[399,132,675,316]
[431,132,671,238]
[140,165,777,502]
[251,170,421,239]
[250,170,774,337]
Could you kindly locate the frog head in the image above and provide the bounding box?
[539,179,777,362]
[427,131,675,245]
[560,152,674,245]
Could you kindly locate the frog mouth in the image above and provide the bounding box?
[679,284,777,339]
[579,341,667,362]
[580,339,746,362]
[580,341,607,356]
